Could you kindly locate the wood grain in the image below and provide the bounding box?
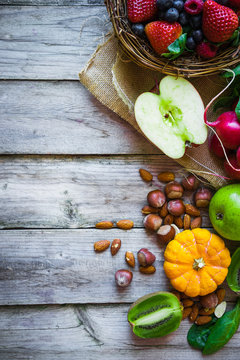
[0,229,237,305]
[0,81,158,155]
[0,155,211,229]
[0,6,111,80]
[0,304,239,359]
[0,0,104,4]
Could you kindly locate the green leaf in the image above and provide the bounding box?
[203,298,240,355]
[187,317,218,350]
[227,247,240,292]
[235,97,240,120]
[222,65,240,78]
[213,96,235,112]
[162,33,187,60]
[231,29,240,47]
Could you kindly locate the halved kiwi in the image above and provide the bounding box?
[227,248,240,293]
[128,291,182,338]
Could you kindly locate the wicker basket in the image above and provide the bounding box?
[106,0,240,77]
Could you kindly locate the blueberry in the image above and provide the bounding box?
[131,23,145,38]
[186,36,196,50]
[173,0,184,12]
[178,11,189,26]
[215,0,228,4]
[157,0,174,10]
[189,14,202,29]
[192,29,203,43]
[165,8,179,22]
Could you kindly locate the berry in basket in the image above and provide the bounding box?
[127,0,239,59]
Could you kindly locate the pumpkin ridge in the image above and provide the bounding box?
[176,235,199,258]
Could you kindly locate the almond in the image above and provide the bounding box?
[182,307,192,320]
[191,216,202,229]
[185,204,200,217]
[172,291,181,302]
[125,251,135,267]
[183,214,191,230]
[141,205,159,214]
[95,221,113,229]
[195,316,212,325]
[174,216,183,229]
[163,214,174,225]
[117,219,134,230]
[189,304,199,323]
[139,265,156,274]
[182,299,194,308]
[159,202,168,217]
[157,171,175,183]
[111,239,121,256]
[199,308,215,316]
[139,168,153,182]
[216,288,226,304]
[94,240,110,252]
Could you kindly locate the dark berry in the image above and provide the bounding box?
[189,14,202,29]
[157,0,174,10]
[178,11,189,26]
[186,36,196,50]
[158,10,166,20]
[165,8,179,22]
[131,23,145,37]
[184,0,204,15]
[215,0,228,4]
[173,0,184,11]
[196,42,217,59]
[192,29,203,43]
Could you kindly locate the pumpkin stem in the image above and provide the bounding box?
[193,257,205,271]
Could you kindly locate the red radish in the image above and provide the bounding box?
[205,111,240,150]
[208,134,231,158]
[237,146,240,166]
[224,154,240,180]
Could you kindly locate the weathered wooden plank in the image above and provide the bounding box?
[0,6,111,80]
[0,304,239,359]
[0,155,211,228]
[0,229,237,305]
[0,81,158,155]
[0,0,104,5]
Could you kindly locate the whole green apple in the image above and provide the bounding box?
[209,184,240,241]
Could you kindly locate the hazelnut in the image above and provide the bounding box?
[147,189,166,208]
[157,225,175,243]
[200,293,218,309]
[167,199,185,216]
[115,269,133,287]
[195,188,212,208]
[137,248,156,267]
[165,181,184,199]
[182,175,199,191]
[143,214,162,232]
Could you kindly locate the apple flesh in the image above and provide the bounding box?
[134,76,207,159]
[209,184,240,241]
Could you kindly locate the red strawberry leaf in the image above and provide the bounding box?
[162,33,187,60]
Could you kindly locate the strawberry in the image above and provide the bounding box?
[202,0,239,43]
[127,0,158,23]
[145,21,182,55]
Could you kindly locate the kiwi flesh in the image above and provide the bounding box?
[128,291,182,338]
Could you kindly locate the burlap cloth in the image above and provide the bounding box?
[79,34,230,189]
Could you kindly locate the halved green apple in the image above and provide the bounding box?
[135,76,207,159]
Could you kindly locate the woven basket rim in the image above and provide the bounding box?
[106,0,240,77]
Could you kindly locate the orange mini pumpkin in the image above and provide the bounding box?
[164,228,231,297]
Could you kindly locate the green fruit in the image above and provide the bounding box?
[128,291,182,338]
[227,247,240,293]
[209,184,240,241]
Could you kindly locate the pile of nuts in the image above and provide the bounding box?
[93,168,213,289]
[140,169,213,243]
[173,288,226,325]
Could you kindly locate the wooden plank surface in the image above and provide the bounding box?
[0,81,158,155]
[0,304,239,359]
[0,0,103,4]
[0,155,211,229]
[0,6,111,80]
[0,229,237,305]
